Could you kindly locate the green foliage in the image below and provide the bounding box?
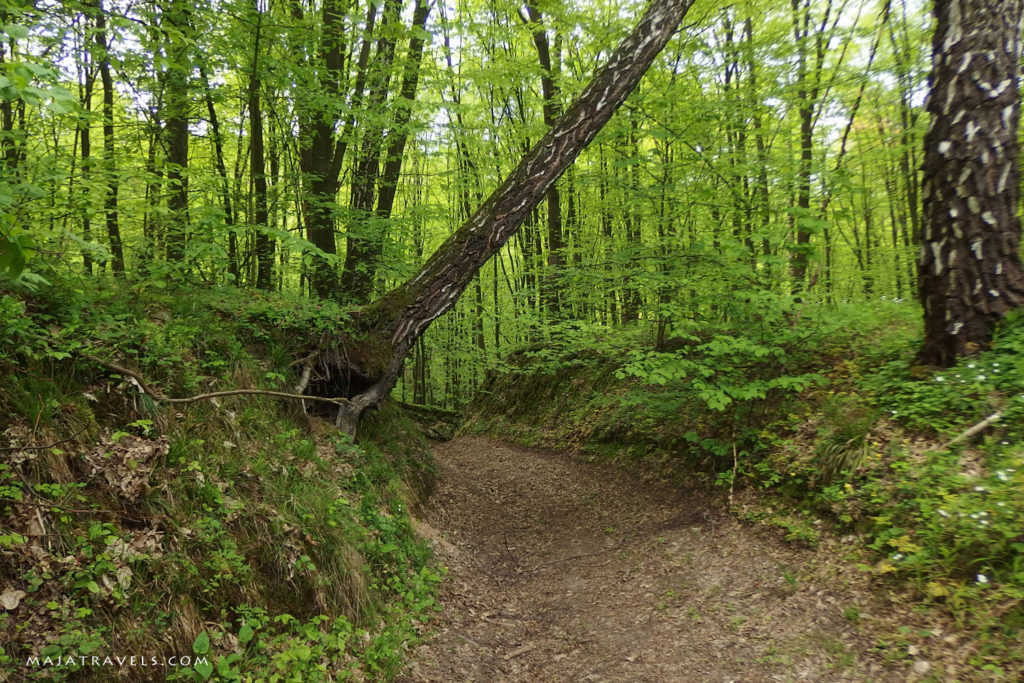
[862,309,1024,438]
[0,284,438,681]
[732,308,1024,668]
[813,395,878,484]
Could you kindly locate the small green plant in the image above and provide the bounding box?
[814,395,877,483]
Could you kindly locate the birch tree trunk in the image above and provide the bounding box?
[918,0,1024,366]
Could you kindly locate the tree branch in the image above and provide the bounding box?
[86,355,352,407]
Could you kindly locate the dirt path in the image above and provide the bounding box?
[401,436,911,682]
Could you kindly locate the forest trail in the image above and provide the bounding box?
[400,436,910,683]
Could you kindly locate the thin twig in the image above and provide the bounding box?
[729,440,738,508]
[0,426,90,452]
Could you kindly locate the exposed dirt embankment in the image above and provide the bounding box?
[402,436,916,682]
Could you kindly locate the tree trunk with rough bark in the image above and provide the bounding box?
[306,0,695,433]
[162,0,191,262]
[249,1,273,290]
[524,1,564,318]
[918,0,1024,367]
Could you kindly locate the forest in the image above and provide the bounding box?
[2,0,1024,679]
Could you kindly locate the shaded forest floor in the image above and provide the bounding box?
[400,436,928,682]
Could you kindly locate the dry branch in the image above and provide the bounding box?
[941,411,1002,449]
[87,355,352,407]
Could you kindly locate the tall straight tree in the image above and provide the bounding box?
[161,0,191,262]
[90,0,124,274]
[293,0,361,297]
[788,0,833,293]
[248,0,272,289]
[340,0,432,305]
[339,0,402,303]
[523,0,564,317]
[918,0,1024,366]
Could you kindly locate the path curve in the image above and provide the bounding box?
[401,436,904,682]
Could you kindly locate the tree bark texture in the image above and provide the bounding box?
[337,0,430,305]
[248,2,273,290]
[340,0,404,304]
[918,0,1024,366]
[330,0,695,431]
[525,1,565,317]
[162,0,191,262]
[296,0,356,298]
[94,0,124,275]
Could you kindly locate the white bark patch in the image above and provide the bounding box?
[931,242,944,275]
[949,207,959,218]
[965,120,980,143]
[944,0,963,52]
[997,262,1004,275]
[991,80,1012,98]
[981,211,997,226]
[1002,105,1015,131]
[952,221,964,239]
[990,289,1001,297]
[970,237,983,259]
[948,249,958,267]
[944,85,958,115]
[958,53,973,73]
[981,150,991,164]
[938,140,953,157]
[952,321,964,335]
[973,279,983,294]
[998,163,1012,193]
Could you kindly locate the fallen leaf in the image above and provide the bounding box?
[1,589,27,610]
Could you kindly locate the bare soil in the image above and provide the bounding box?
[400,436,923,682]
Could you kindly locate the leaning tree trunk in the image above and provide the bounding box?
[917,0,1024,367]
[317,0,694,433]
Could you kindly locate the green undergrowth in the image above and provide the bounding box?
[469,299,1024,677]
[0,276,440,681]
[470,300,915,476]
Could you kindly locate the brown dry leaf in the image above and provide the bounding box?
[82,434,169,502]
[0,589,26,611]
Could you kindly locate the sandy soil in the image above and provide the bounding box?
[399,436,917,682]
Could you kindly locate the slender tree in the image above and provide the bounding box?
[162,0,192,262]
[90,0,124,274]
[248,0,272,289]
[523,0,564,317]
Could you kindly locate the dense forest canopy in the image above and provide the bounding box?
[1,0,1018,408]
[6,1,1024,676]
